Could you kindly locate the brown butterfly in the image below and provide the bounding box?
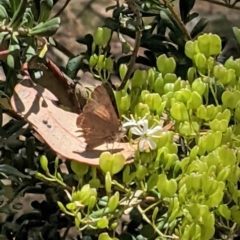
[76,85,125,149]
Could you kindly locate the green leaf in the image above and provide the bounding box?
[29,17,60,37]
[108,192,119,212]
[0,5,8,20]
[170,102,189,121]
[0,164,31,179]
[99,152,125,175]
[66,54,85,79]
[7,37,21,69]
[147,173,158,191]
[98,232,112,240]
[40,155,49,173]
[233,27,240,46]
[71,161,89,178]
[179,0,196,23]
[160,10,176,33]
[38,0,53,23]
[9,0,28,29]
[21,7,34,28]
[190,18,208,38]
[97,217,109,229]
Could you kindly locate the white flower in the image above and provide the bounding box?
[123,115,162,152]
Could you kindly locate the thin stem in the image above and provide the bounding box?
[53,0,72,18]
[200,0,240,10]
[118,0,142,90]
[161,0,191,40]
[61,220,72,240]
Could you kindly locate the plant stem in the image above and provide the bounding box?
[160,0,191,41]
[118,0,142,90]
[200,0,240,10]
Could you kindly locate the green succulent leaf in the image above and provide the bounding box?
[38,0,53,23]
[29,17,60,36]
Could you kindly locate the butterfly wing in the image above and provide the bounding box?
[76,85,120,149]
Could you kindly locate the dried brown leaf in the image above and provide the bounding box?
[10,80,134,165]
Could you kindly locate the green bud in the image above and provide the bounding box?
[66,202,77,211]
[104,57,113,71]
[105,171,112,194]
[54,157,59,170]
[225,57,240,77]
[209,34,222,55]
[157,54,176,76]
[144,93,162,111]
[197,33,221,57]
[89,54,98,68]
[187,91,202,110]
[119,64,128,81]
[164,83,174,94]
[110,221,118,230]
[136,165,148,181]
[120,94,131,112]
[157,174,168,195]
[148,68,157,89]
[99,152,125,175]
[102,27,112,47]
[131,70,147,88]
[194,52,207,70]
[96,55,105,70]
[75,212,81,229]
[147,173,159,191]
[71,161,89,178]
[191,78,206,96]
[57,201,68,213]
[97,217,109,229]
[173,89,192,103]
[164,73,177,83]
[93,27,104,46]
[154,75,164,95]
[170,102,189,121]
[56,172,63,182]
[208,56,215,71]
[98,232,112,240]
[185,40,199,59]
[187,67,196,83]
[218,204,231,220]
[152,207,159,221]
[108,191,119,212]
[222,90,240,109]
[88,195,97,211]
[40,155,49,173]
[134,102,150,117]
[216,166,231,182]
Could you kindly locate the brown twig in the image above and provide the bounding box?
[200,0,240,9]
[118,0,142,90]
[52,0,72,18]
[161,0,191,41]
[50,39,75,59]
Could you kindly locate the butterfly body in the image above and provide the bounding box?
[76,85,124,149]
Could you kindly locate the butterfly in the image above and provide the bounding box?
[76,85,125,149]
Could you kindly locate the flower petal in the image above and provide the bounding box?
[139,138,147,152]
[147,126,162,135]
[130,126,143,136]
[148,138,157,150]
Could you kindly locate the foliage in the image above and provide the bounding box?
[1,0,240,240]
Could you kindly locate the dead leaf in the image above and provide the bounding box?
[10,80,134,166]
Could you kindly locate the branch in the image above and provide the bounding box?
[118,0,142,90]
[52,0,72,18]
[200,0,240,9]
[161,0,191,41]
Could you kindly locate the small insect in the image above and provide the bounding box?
[76,85,125,149]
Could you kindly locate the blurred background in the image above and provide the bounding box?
[49,0,240,67]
